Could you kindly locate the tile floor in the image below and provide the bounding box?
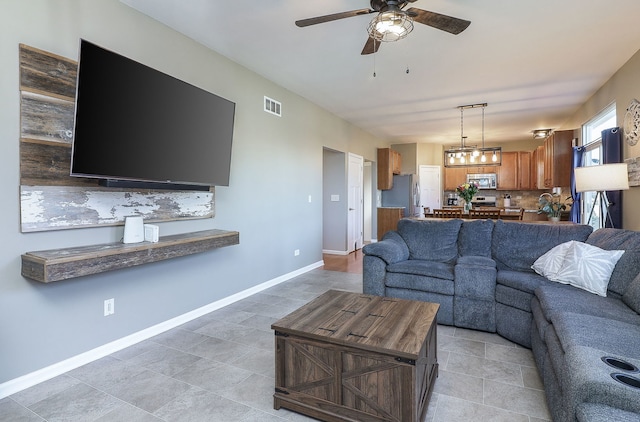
[1,269,551,421]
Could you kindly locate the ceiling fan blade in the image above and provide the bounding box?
[296,9,374,27]
[406,8,471,35]
[361,36,381,55]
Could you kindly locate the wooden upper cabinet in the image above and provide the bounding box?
[443,167,468,191]
[518,151,532,190]
[532,145,545,189]
[543,130,573,188]
[391,150,402,175]
[497,151,532,190]
[377,148,402,190]
[497,152,518,190]
[467,166,497,174]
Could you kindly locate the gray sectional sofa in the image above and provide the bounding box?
[362,219,640,422]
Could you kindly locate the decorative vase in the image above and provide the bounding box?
[549,216,560,223]
[464,201,472,213]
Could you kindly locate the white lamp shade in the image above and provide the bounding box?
[575,163,630,192]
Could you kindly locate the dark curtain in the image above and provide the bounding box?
[570,146,585,223]
[601,127,623,228]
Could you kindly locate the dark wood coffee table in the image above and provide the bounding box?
[272,290,439,422]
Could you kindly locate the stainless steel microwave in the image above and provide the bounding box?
[467,173,497,190]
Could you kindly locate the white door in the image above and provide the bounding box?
[363,162,373,243]
[348,153,364,252]
[419,165,441,213]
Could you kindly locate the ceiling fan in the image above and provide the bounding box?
[295,0,471,55]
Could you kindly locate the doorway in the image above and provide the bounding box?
[419,165,442,214]
[347,153,364,253]
[322,149,368,255]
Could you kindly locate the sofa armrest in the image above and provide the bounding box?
[362,231,409,265]
[363,255,387,296]
[455,255,497,300]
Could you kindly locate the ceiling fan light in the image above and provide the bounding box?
[368,11,413,42]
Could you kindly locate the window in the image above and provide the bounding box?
[580,103,616,229]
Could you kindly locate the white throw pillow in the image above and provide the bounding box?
[531,241,574,282]
[554,242,624,296]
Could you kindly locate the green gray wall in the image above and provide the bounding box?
[0,0,388,387]
[562,47,640,231]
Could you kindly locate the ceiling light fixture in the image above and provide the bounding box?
[367,4,414,43]
[444,103,502,168]
[533,129,552,139]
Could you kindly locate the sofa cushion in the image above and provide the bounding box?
[535,283,640,327]
[386,260,455,280]
[457,255,496,267]
[587,228,640,297]
[497,269,549,294]
[496,270,552,312]
[577,403,640,422]
[385,272,455,296]
[397,218,462,263]
[458,219,494,257]
[622,272,640,315]
[496,284,535,312]
[551,312,640,357]
[492,220,592,271]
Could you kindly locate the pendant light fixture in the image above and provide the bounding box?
[444,103,502,167]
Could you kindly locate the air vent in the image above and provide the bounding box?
[264,96,282,117]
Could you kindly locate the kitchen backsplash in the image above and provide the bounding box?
[443,188,572,211]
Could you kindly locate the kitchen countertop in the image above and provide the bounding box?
[413,217,575,225]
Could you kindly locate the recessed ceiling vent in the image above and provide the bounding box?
[264,96,282,117]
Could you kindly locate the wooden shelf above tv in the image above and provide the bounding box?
[21,229,239,283]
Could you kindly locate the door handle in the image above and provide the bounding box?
[349,208,355,211]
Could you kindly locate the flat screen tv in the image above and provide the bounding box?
[71,39,235,190]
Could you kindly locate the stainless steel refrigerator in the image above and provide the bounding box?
[380,174,420,217]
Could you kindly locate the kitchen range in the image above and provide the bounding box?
[445,195,497,207]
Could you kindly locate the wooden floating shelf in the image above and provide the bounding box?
[21,229,239,283]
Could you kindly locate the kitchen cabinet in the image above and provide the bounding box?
[497,151,532,190]
[466,166,497,174]
[543,130,573,188]
[519,151,532,189]
[533,146,545,189]
[392,150,402,174]
[377,148,402,190]
[444,165,498,191]
[377,207,403,238]
[497,152,518,190]
[443,167,468,191]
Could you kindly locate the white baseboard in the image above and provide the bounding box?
[0,260,323,399]
[322,249,349,255]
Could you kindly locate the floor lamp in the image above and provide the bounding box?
[575,163,629,228]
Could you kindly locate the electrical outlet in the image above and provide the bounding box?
[104,298,115,316]
[294,249,300,256]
